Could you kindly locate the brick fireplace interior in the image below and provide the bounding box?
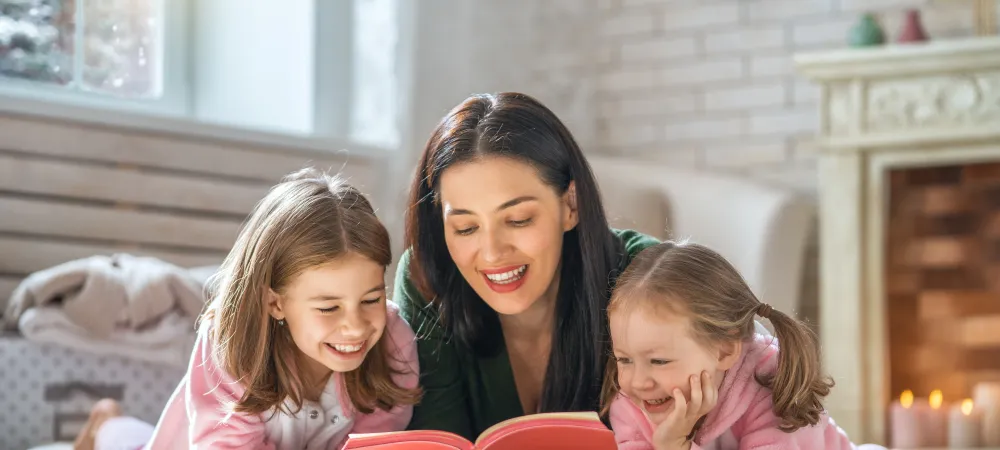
[886,161,1000,403]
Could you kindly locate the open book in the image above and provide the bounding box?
[341,411,617,450]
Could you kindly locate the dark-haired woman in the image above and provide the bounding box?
[394,92,659,440]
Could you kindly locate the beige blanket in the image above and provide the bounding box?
[3,254,209,337]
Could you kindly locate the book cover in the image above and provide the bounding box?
[342,411,617,450]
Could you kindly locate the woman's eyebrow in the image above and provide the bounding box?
[445,196,539,216]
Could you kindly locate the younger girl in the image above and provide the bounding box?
[602,241,881,450]
[74,168,421,450]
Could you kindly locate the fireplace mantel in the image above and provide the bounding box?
[795,36,1000,445]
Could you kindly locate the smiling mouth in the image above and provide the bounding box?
[642,396,673,413]
[483,265,527,284]
[325,341,365,355]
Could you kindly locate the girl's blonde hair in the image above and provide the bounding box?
[203,167,421,416]
[600,241,833,432]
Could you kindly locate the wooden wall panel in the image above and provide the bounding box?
[0,111,381,315]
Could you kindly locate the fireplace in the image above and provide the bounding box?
[887,162,1000,403]
[796,36,1000,446]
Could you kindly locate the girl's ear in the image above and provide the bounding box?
[562,181,579,232]
[716,339,742,371]
[267,289,285,320]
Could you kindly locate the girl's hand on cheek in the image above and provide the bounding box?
[652,371,718,450]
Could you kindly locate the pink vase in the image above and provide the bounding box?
[898,9,929,43]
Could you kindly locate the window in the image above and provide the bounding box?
[350,0,401,149]
[0,0,405,150]
[0,0,184,114]
[1,0,159,96]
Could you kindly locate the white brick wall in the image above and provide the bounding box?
[791,17,860,48]
[704,82,787,111]
[749,53,795,78]
[746,0,834,22]
[703,138,787,168]
[704,25,785,54]
[590,0,978,195]
[661,57,745,86]
[662,3,741,31]
[621,36,700,62]
[791,79,821,105]
[749,108,818,135]
[663,115,746,141]
[600,90,701,119]
[601,11,657,36]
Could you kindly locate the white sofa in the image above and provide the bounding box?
[588,156,814,320]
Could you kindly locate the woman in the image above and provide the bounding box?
[393,92,659,440]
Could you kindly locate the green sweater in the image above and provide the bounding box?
[392,229,660,440]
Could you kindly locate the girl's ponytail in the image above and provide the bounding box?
[755,303,834,432]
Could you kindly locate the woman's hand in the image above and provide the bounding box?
[652,371,718,450]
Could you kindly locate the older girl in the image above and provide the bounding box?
[75,168,421,450]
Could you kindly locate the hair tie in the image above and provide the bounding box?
[756,303,773,319]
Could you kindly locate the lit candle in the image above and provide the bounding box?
[974,382,1000,446]
[890,390,924,448]
[922,389,948,447]
[948,398,982,448]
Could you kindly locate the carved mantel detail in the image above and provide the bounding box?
[866,72,1000,132]
[827,83,852,135]
[799,37,1000,145]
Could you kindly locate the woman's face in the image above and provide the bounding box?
[437,157,578,317]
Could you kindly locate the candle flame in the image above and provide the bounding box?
[929,390,943,409]
[900,390,914,408]
[962,399,974,416]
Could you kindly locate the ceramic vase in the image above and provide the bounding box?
[898,9,929,43]
[848,13,886,47]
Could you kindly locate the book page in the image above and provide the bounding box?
[343,430,473,450]
[476,418,616,450]
[474,411,605,446]
[348,443,467,450]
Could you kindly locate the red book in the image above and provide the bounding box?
[342,411,617,450]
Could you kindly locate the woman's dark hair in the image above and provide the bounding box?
[404,92,625,413]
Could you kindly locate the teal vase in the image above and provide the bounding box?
[847,13,886,47]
